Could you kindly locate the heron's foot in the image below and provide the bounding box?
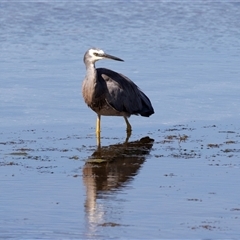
[126,127,132,134]
[125,128,132,143]
[124,117,132,132]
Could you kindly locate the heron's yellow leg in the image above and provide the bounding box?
[96,131,101,147]
[124,116,132,133]
[96,115,101,147]
[96,115,101,133]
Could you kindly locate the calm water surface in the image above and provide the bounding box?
[1,1,240,239]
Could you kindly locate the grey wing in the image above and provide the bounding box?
[97,68,154,116]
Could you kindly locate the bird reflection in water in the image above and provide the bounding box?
[83,136,154,235]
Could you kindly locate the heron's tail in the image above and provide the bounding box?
[139,91,154,117]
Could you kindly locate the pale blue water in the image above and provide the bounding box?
[1,1,240,127]
[1,1,240,239]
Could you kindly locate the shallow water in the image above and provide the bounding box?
[1,1,240,239]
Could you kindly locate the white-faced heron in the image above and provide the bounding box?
[82,48,154,136]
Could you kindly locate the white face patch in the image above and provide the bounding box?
[88,48,105,58]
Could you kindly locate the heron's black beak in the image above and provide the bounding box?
[103,53,124,62]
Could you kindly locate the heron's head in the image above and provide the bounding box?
[84,48,124,64]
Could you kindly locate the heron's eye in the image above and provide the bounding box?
[94,52,99,56]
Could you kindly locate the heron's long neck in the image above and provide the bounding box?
[86,61,97,84]
[83,61,99,105]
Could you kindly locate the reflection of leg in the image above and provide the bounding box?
[124,116,132,133]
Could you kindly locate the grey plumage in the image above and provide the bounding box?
[82,47,154,134]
